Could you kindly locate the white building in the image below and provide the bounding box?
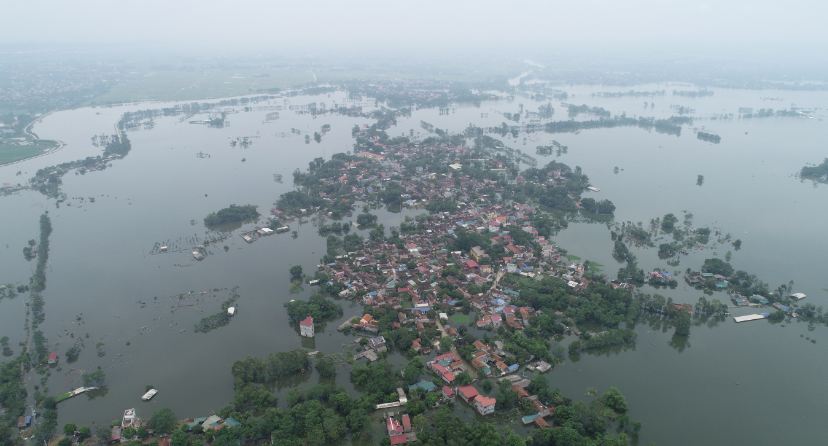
[299,315,315,337]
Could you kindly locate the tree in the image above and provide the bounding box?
[171,429,191,446]
[356,213,378,227]
[77,426,91,441]
[673,312,691,337]
[601,387,628,414]
[439,337,452,353]
[402,357,424,384]
[661,213,678,233]
[290,265,303,281]
[315,355,336,380]
[148,408,177,434]
[82,368,106,387]
[702,258,734,277]
[455,372,473,386]
[63,424,77,436]
[495,380,517,410]
[480,380,493,393]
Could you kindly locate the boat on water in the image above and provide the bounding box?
[141,389,158,401]
[586,186,601,192]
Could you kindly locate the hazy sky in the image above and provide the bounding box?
[3,0,827,55]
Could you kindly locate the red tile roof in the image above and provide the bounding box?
[299,316,314,327]
[458,385,478,401]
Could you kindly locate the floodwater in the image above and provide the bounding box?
[1,85,827,444]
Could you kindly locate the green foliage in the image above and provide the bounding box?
[102,133,131,157]
[415,406,527,446]
[82,367,106,387]
[660,213,678,233]
[30,213,52,293]
[350,361,399,399]
[284,294,342,325]
[545,115,688,136]
[580,198,616,216]
[194,288,240,333]
[0,356,27,439]
[276,190,322,214]
[356,212,378,227]
[657,243,679,259]
[231,350,310,387]
[315,355,336,380]
[402,357,424,384]
[612,240,634,263]
[289,265,303,281]
[673,312,691,337]
[701,258,734,276]
[495,380,518,410]
[570,329,637,356]
[204,204,259,228]
[148,408,178,434]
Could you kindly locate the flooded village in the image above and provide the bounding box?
[2,74,828,446]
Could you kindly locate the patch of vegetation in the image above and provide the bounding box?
[204,204,259,229]
[801,158,828,183]
[284,294,342,326]
[194,288,240,333]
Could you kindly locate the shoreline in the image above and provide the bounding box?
[0,111,65,167]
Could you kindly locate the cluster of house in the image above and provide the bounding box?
[108,409,239,444]
[648,269,677,286]
[468,340,519,377]
[318,199,594,343]
[386,413,416,445]
[685,271,730,290]
[268,130,615,434]
[240,225,288,244]
[353,334,387,362]
[457,385,497,416]
[184,414,240,432]
[427,351,464,385]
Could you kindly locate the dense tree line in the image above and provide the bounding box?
[231,350,310,388]
[204,204,259,228]
[284,294,342,326]
[544,116,690,136]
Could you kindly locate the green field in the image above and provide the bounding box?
[449,313,473,326]
[0,139,57,165]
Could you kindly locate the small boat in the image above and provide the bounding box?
[141,389,158,401]
[192,248,205,261]
[586,186,601,192]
